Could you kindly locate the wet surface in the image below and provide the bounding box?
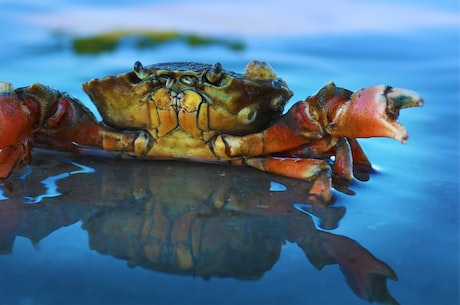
[0,1,459,304]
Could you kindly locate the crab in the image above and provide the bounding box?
[0,60,423,203]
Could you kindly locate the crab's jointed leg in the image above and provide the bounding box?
[0,82,151,180]
[330,138,354,193]
[245,157,332,203]
[0,141,30,180]
[347,138,373,181]
[17,83,150,157]
[0,82,35,180]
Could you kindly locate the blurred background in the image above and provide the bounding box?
[0,0,458,304]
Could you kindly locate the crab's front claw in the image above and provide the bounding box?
[327,85,424,143]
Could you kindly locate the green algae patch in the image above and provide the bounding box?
[72,30,244,54]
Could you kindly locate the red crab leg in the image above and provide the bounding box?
[0,142,29,180]
[0,82,37,180]
[332,138,354,193]
[0,83,36,148]
[32,97,142,155]
[245,157,332,203]
[14,83,149,157]
[347,138,373,181]
[212,101,322,158]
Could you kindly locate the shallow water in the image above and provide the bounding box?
[0,1,459,304]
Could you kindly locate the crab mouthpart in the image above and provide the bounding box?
[329,85,423,143]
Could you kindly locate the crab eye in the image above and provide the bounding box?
[180,75,197,86]
[205,62,223,85]
[133,61,148,80]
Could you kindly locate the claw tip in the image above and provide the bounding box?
[387,87,424,111]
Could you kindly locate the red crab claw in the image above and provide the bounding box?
[326,84,424,143]
[0,81,37,180]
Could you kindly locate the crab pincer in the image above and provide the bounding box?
[326,84,424,143]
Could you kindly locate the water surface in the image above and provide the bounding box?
[0,1,458,304]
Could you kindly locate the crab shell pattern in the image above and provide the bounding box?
[83,61,293,161]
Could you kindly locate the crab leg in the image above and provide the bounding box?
[245,157,332,203]
[13,83,150,157]
[0,82,36,179]
[0,142,29,180]
[347,138,373,181]
[331,138,354,193]
[0,82,152,180]
[245,157,328,180]
[212,101,323,158]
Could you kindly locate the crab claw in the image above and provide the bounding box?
[327,85,424,143]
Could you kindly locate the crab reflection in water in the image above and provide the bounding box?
[1,151,398,304]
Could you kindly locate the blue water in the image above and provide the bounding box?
[0,1,459,304]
